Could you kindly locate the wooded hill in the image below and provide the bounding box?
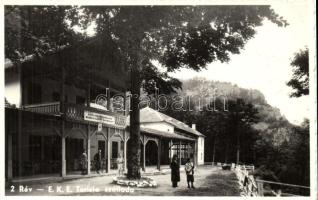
[159,77,309,187]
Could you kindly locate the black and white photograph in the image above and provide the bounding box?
[1,0,317,198]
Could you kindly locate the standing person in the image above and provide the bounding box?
[117,152,124,176]
[94,149,102,174]
[80,149,88,175]
[170,154,180,188]
[185,158,195,189]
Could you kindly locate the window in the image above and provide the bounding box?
[27,82,42,104]
[112,141,118,158]
[52,92,68,102]
[29,135,42,161]
[98,140,106,158]
[76,96,86,105]
[52,92,60,102]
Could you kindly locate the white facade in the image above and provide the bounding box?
[5,70,87,106]
[140,122,174,133]
[140,119,205,166]
[5,70,21,107]
[197,136,205,165]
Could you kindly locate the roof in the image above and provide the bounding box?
[127,106,205,137]
[140,127,195,141]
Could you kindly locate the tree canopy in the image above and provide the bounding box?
[77,6,288,72]
[287,48,309,97]
[5,6,83,63]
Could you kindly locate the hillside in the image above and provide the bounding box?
[178,77,294,142]
[162,77,309,187]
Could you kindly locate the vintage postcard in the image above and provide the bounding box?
[1,0,317,199]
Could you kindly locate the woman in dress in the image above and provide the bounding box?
[170,154,180,187]
[117,152,124,176]
[80,149,88,175]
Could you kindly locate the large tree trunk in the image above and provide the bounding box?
[224,140,229,163]
[212,135,216,164]
[236,128,240,165]
[127,62,142,179]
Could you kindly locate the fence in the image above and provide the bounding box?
[256,179,310,196]
[233,164,310,196]
[235,164,259,196]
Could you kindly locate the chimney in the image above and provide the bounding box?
[192,124,196,130]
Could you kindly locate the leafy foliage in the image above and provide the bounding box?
[73,6,289,93]
[287,48,309,97]
[5,6,83,63]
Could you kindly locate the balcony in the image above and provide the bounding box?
[23,102,127,128]
[23,102,61,115]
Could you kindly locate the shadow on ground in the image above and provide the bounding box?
[173,170,240,196]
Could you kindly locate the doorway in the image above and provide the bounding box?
[98,140,106,158]
[66,138,84,172]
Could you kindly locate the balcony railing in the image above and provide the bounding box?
[23,102,127,128]
[23,102,60,115]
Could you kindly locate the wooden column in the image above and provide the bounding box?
[60,65,66,177]
[87,125,91,175]
[18,109,23,176]
[157,138,162,171]
[124,91,128,116]
[186,143,190,158]
[257,181,264,196]
[169,140,173,162]
[176,142,178,159]
[124,131,128,173]
[142,135,146,172]
[86,83,91,107]
[105,137,107,173]
[106,81,111,111]
[123,131,126,172]
[7,134,13,180]
[194,140,198,166]
[178,141,182,165]
[61,123,66,177]
[107,127,111,173]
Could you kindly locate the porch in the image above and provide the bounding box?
[5,105,196,181]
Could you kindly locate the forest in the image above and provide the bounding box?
[148,78,310,188]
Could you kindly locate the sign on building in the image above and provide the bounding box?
[98,123,103,131]
[84,111,116,125]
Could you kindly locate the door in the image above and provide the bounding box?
[98,140,105,159]
[66,138,84,172]
[111,141,119,169]
[112,141,118,158]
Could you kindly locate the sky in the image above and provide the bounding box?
[168,2,311,125]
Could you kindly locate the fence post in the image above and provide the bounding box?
[256,180,264,196]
